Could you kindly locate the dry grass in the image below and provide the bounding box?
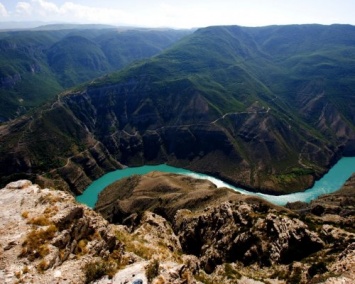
[21,211,29,219]
[19,224,57,260]
[37,259,49,273]
[84,259,118,284]
[75,239,89,256]
[116,230,159,259]
[27,215,51,226]
[22,266,29,274]
[43,205,58,216]
[37,193,63,205]
[153,275,166,284]
[14,271,21,279]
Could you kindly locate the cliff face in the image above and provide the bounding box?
[1,177,354,283]
[174,203,324,273]
[0,76,352,195]
[2,25,355,194]
[0,180,202,284]
[62,87,339,194]
[94,172,355,283]
[0,180,123,283]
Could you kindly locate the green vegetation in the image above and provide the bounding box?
[0,28,190,120]
[145,259,160,283]
[84,259,118,284]
[224,263,242,280]
[1,24,355,193]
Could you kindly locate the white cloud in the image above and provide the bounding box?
[16,2,33,16]
[0,2,8,17]
[3,0,355,28]
[59,2,132,24]
[33,0,59,16]
[12,0,133,25]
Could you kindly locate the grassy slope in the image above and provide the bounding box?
[1,24,355,193]
[0,28,190,121]
[77,25,355,189]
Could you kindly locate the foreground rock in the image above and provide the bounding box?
[175,202,324,272]
[286,173,355,232]
[0,180,201,284]
[1,178,354,283]
[0,180,123,283]
[95,172,355,283]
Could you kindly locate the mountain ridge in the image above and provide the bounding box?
[0,28,190,121]
[0,24,355,194]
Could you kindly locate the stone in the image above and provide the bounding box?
[5,180,32,189]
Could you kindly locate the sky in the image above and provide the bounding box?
[0,0,354,29]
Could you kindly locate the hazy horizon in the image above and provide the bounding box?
[0,0,355,29]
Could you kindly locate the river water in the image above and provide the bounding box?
[76,157,355,208]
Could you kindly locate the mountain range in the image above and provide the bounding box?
[0,24,355,195]
[0,26,190,121]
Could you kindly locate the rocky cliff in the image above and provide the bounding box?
[95,172,355,283]
[0,180,123,283]
[1,177,354,283]
[2,25,355,195]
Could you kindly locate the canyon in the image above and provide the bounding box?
[1,25,355,195]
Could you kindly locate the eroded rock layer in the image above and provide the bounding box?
[1,176,354,283]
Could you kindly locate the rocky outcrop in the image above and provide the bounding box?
[1,179,355,283]
[95,171,242,223]
[174,201,324,272]
[286,173,355,233]
[0,180,123,283]
[94,171,355,283]
[0,180,206,284]
[330,243,355,278]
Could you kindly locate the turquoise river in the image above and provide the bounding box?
[76,157,355,208]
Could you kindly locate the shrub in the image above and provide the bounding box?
[19,224,57,260]
[75,239,88,256]
[224,263,241,280]
[22,266,29,274]
[27,215,50,226]
[21,211,29,219]
[195,271,214,284]
[84,260,117,284]
[14,271,21,279]
[288,267,302,284]
[145,259,160,283]
[37,259,48,273]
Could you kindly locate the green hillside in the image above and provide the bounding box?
[0,24,354,194]
[0,28,190,121]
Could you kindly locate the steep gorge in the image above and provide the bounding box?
[1,25,355,194]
